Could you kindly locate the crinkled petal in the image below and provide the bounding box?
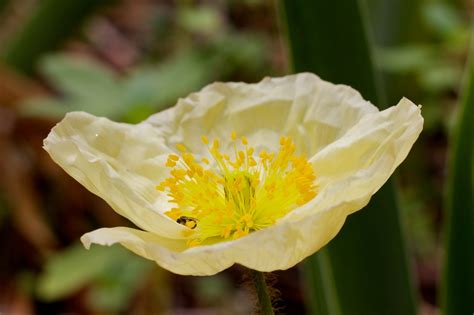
[46,73,424,276]
[81,198,362,275]
[145,73,378,156]
[44,112,185,238]
[78,87,421,275]
[289,97,423,220]
[81,227,187,252]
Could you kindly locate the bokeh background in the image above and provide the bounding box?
[0,0,472,314]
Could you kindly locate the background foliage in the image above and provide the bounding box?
[0,0,472,314]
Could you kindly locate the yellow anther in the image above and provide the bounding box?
[213,215,223,225]
[165,160,176,167]
[165,207,181,220]
[171,169,187,179]
[168,154,180,161]
[242,213,253,223]
[158,135,317,247]
[176,144,187,152]
[195,167,204,177]
[165,178,177,185]
[249,157,257,166]
[221,224,233,239]
[265,182,275,192]
[183,153,195,164]
[233,177,242,186]
[251,178,260,187]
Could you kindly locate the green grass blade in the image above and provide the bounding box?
[442,34,474,315]
[279,1,418,314]
[301,250,341,315]
[1,0,112,74]
[281,0,382,106]
[367,0,423,46]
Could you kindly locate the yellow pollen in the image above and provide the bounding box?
[168,154,180,161]
[165,160,176,168]
[157,133,318,246]
[212,139,220,149]
[176,144,187,152]
[280,136,286,145]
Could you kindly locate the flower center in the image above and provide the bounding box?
[156,133,318,246]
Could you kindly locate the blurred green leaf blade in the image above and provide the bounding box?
[279,1,417,314]
[37,243,124,301]
[20,32,266,123]
[87,251,154,312]
[41,54,120,103]
[1,0,112,74]
[20,54,125,119]
[442,34,474,315]
[36,242,152,308]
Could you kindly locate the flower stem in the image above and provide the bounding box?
[250,270,274,315]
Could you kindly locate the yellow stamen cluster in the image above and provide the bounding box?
[156,133,318,246]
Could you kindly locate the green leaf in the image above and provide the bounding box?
[122,34,266,123]
[19,54,125,119]
[442,34,474,315]
[20,97,71,119]
[194,274,233,305]
[377,45,434,74]
[41,55,119,102]
[87,253,154,312]
[422,2,463,40]
[367,0,424,46]
[177,5,223,36]
[1,0,111,74]
[279,1,418,314]
[36,243,127,301]
[20,33,265,123]
[41,54,123,117]
[124,51,213,112]
[37,242,156,312]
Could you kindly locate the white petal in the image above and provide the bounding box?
[289,97,423,220]
[81,200,357,275]
[44,112,185,238]
[145,73,378,156]
[48,74,424,276]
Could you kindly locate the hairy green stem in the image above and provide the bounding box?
[250,270,274,315]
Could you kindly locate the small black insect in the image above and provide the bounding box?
[176,216,198,229]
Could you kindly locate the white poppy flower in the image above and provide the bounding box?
[43,73,423,276]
